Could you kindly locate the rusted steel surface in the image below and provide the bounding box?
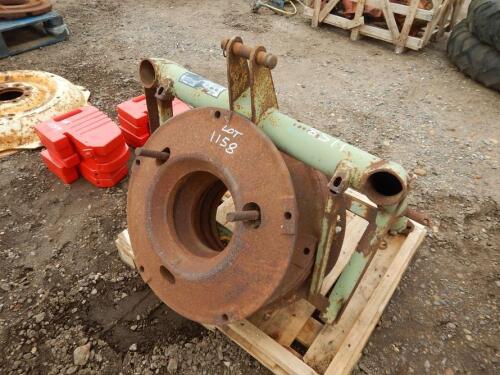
[226,210,260,223]
[0,70,88,153]
[135,147,170,162]
[154,80,174,128]
[128,107,329,325]
[405,207,431,226]
[221,38,278,69]
[222,37,279,125]
[0,0,52,19]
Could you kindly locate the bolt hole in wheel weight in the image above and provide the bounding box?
[128,108,335,325]
[0,88,24,101]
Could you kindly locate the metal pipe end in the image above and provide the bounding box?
[139,59,157,88]
[361,164,408,207]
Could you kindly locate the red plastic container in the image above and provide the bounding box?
[80,144,130,173]
[40,150,79,184]
[173,98,191,116]
[117,96,191,148]
[79,163,128,188]
[57,106,125,159]
[120,126,149,148]
[36,106,130,188]
[117,95,149,135]
[35,120,80,168]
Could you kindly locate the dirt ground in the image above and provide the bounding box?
[0,0,499,374]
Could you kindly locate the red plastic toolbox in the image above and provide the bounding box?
[80,144,130,173]
[40,150,79,185]
[79,163,128,188]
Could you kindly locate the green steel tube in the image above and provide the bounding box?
[140,59,409,204]
[323,198,409,322]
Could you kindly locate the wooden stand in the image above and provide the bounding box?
[305,0,465,53]
[116,206,426,374]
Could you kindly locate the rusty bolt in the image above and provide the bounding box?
[226,210,260,223]
[221,38,278,69]
[135,147,170,162]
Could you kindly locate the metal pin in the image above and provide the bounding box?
[226,210,260,222]
[135,147,170,162]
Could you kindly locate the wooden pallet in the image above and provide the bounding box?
[0,11,68,59]
[116,204,426,374]
[305,0,465,53]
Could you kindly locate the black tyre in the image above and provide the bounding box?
[467,0,500,51]
[447,20,500,92]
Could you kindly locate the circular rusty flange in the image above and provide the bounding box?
[128,108,329,325]
[0,0,52,19]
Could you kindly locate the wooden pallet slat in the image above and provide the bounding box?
[250,299,317,347]
[222,320,319,375]
[350,0,367,41]
[319,0,343,22]
[350,0,435,20]
[325,224,425,374]
[395,0,421,53]
[304,233,405,372]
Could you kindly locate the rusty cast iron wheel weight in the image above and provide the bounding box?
[128,108,332,325]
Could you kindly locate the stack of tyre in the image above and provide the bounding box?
[447,0,500,92]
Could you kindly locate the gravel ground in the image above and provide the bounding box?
[0,1,498,374]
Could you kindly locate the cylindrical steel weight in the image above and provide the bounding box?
[128,108,332,325]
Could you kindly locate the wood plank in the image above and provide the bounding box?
[421,0,446,45]
[251,299,317,347]
[324,221,426,375]
[312,12,364,29]
[319,0,342,23]
[380,0,401,41]
[346,188,376,208]
[449,0,464,28]
[360,24,422,50]
[305,2,435,21]
[304,232,405,373]
[220,320,319,375]
[304,8,423,50]
[115,229,135,269]
[350,0,366,41]
[436,0,452,39]
[311,0,322,28]
[320,214,368,295]
[296,317,324,347]
[394,0,421,53]
[353,0,435,21]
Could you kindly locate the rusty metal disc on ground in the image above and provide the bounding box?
[128,107,329,325]
[0,0,52,19]
[0,70,88,154]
